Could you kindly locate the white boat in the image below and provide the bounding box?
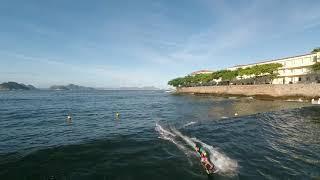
[311,98,320,105]
[165,89,175,93]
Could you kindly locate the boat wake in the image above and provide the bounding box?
[155,123,238,176]
[183,121,197,127]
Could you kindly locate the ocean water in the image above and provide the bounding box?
[0,90,319,180]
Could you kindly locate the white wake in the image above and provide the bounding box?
[191,138,238,176]
[183,121,197,127]
[155,123,238,176]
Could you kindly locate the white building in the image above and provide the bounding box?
[190,70,214,76]
[227,52,320,84]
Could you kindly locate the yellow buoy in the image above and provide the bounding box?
[116,112,120,119]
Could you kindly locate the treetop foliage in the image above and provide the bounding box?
[168,63,283,87]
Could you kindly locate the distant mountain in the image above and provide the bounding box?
[49,84,95,91]
[0,82,37,91]
[26,85,37,90]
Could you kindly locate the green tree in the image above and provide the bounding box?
[212,71,222,80]
[220,70,238,81]
[312,48,320,53]
[194,73,214,84]
[168,77,184,87]
[168,63,283,87]
[311,62,320,72]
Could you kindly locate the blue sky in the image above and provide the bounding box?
[0,0,319,88]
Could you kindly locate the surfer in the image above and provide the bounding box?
[195,143,208,159]
[195,144,215,174]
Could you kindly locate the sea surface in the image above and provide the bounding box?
[0,90,319,180]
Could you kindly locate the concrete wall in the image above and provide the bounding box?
[176,84,320,99]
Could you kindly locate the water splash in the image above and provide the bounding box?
[155,123,176,137]
[192,138,238,176]
[155,123,238,176]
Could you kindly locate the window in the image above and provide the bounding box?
[298,77,302,81]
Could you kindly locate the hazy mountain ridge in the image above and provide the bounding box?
[0,82,160,91]
[0,82,37,90]
[49,84,95,91]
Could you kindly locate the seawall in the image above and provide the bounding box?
[176,84,320,99]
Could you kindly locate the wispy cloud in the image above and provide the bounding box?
[1,0,319,87]
[129,0,320,70]
[122,1,260,68]
[0,51,170,88]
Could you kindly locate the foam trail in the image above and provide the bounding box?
[192,138,238,176]
[155,123,176,137]
[183,121,196,127]
[172,128,196,149]
[155,123,192,156]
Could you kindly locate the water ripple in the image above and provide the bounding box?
[0,91,319,179]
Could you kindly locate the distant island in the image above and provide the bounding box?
[0,82,160,91]
[0,82,37,91]
[49,84,95,91]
